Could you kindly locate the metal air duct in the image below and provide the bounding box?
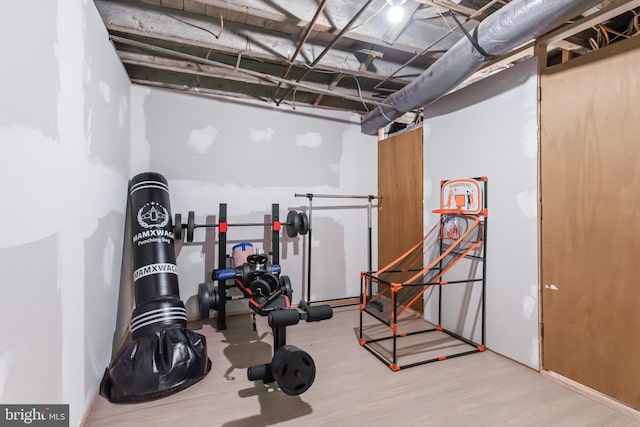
[361,0,604,135]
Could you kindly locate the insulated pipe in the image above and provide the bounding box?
[373,0,503,91]
[361,0,604,135]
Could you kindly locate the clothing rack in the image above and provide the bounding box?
[294,193,382,308]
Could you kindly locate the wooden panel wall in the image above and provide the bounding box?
[378,127,424,310]
[540,36,640,409]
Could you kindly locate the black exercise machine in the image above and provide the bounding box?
[193,203,333,395]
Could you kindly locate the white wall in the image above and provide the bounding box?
[0,1,130,425]
[0,1,542,421]
[422,59,539,369]
[130,87,377,315]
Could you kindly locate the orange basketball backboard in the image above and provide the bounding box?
[440,178,483,215]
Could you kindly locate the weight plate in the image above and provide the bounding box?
[271,345,316,396]
[198,283,211,320]
[279,275,293,302]
[174,213,183,241]
[247,269,265,284]
[261,273,279,294]
[285,210,298,238]
[249,273,278,297]
[187,211,195,242]
[297,212,309,235]
[250,278,271,297]
[241,264,251,283]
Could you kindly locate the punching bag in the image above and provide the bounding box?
[100,172,211,403]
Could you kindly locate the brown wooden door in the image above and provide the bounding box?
[540,36,640,409]
[378,127,423,311]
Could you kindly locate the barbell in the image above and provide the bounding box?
[173,209,309,242]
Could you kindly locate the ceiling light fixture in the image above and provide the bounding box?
[386,0,407,24]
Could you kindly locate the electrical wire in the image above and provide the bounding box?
[292,87,298,110]
[601,24,631,39]
[164,10,224,40]
[351,76,370,112]
[350,2,389,32]
[196,49,215,88]
[165,4,223,89]
[588,11,639,51]
[438,12,457,33]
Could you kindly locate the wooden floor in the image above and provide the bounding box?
[86,306,639,426]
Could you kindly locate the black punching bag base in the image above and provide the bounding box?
[99,327,212,403]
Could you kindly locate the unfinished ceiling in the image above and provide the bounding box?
[95,0,640,123]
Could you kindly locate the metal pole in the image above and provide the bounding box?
[367,196,373,272]
[272,203,280,265]
[271,0,330,102]
[481,180,488,345]
[276,0,378,106]
[295,193,382,200]
[217,203,228,331]
[110,35,391,108]
[300,194,313,308]
[294,192,382,305]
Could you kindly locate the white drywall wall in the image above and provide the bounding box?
[422,58,539,369]
[0,1,130,425]
[130,87,378,314]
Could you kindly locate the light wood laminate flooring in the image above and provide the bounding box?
[86,306,639,426]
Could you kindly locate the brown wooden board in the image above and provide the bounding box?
[378,128,424,312]
[540,35,640,409]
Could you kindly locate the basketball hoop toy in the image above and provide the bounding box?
[443,213,460,239]
[359,177,488,371]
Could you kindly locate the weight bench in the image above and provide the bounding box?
[247,286,333,395]
[199,254,333,395]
